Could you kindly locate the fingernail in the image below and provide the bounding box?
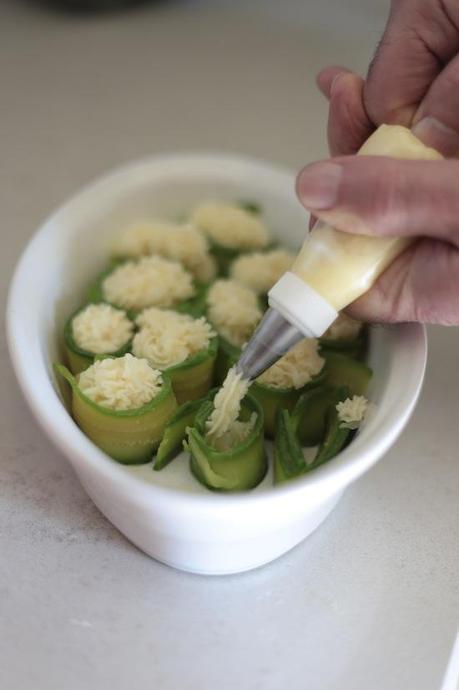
[297,162,342,209]
[412,116,459,157]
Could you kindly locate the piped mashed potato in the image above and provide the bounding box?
[230,248,295,294]
[102,255,195,312]
[112,221,217,283]
[206,367,251,440]
[257,339,324,390]
[132,308,215,369]
[336,395,369,429]
[324,313,362,340]
[209,413,257,452]
[78,354,163,411]
[206,279,262,347]
[190,201,270,250]
[71,303,134,355]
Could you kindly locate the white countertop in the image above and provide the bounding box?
[1,1,458,688]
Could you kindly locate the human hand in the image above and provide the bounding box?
[318,0,459,157]
[297,155,459,325]
[297,0,459,325]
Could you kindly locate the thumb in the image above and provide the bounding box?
[296,156,459,247]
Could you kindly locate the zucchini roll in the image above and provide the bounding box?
[319,313,366,358]
[205,279,263,383]
[55,354,177,465]
[91,255,196,314]
[252,339,326,438]
[155,397,206,470]
[64,303,134,374]
[186,377,266,492]
[132,308,218,404]
[190,201,270,273]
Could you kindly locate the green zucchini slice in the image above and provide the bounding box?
[55,364,178,465]
[185,393,266,492]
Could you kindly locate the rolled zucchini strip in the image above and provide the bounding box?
[213,337,240,385]
[251,338,326,438]
[65,337,95,377]
[132,308,218,404]
[291,384,339,447]
[87,262,122,304]
[155,396,206,470]
[273,409,308,485]
[164,337,219,404]
[185,393,267,492]
[55,363,178,465]
[319,315,367,359]
[313,402,353,469]
[251,370,327,439]
[319,327,368,360]
[64,304,133,375]
[87,265,128,313]
[322,352,372,396]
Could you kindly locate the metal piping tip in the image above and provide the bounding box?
[235,307,304,381]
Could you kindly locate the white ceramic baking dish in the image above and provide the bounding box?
[6,153,427,575]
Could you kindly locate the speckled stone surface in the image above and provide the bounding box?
[1,1,458,688]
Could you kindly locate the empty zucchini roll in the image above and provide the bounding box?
[291,385,338,447]
[185,377,266,492]
[55,354,178,465]
[90,255,196,315]
[132,307,218,404]
[205,279,263,382]
[273,408,309,485]
[274,387,365,485]
[252,339,326,438]
[230,248,295,295]
[111,220,217,284]
[189,201,270,273]
[64,303,134,374]
[319,313,366,358]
